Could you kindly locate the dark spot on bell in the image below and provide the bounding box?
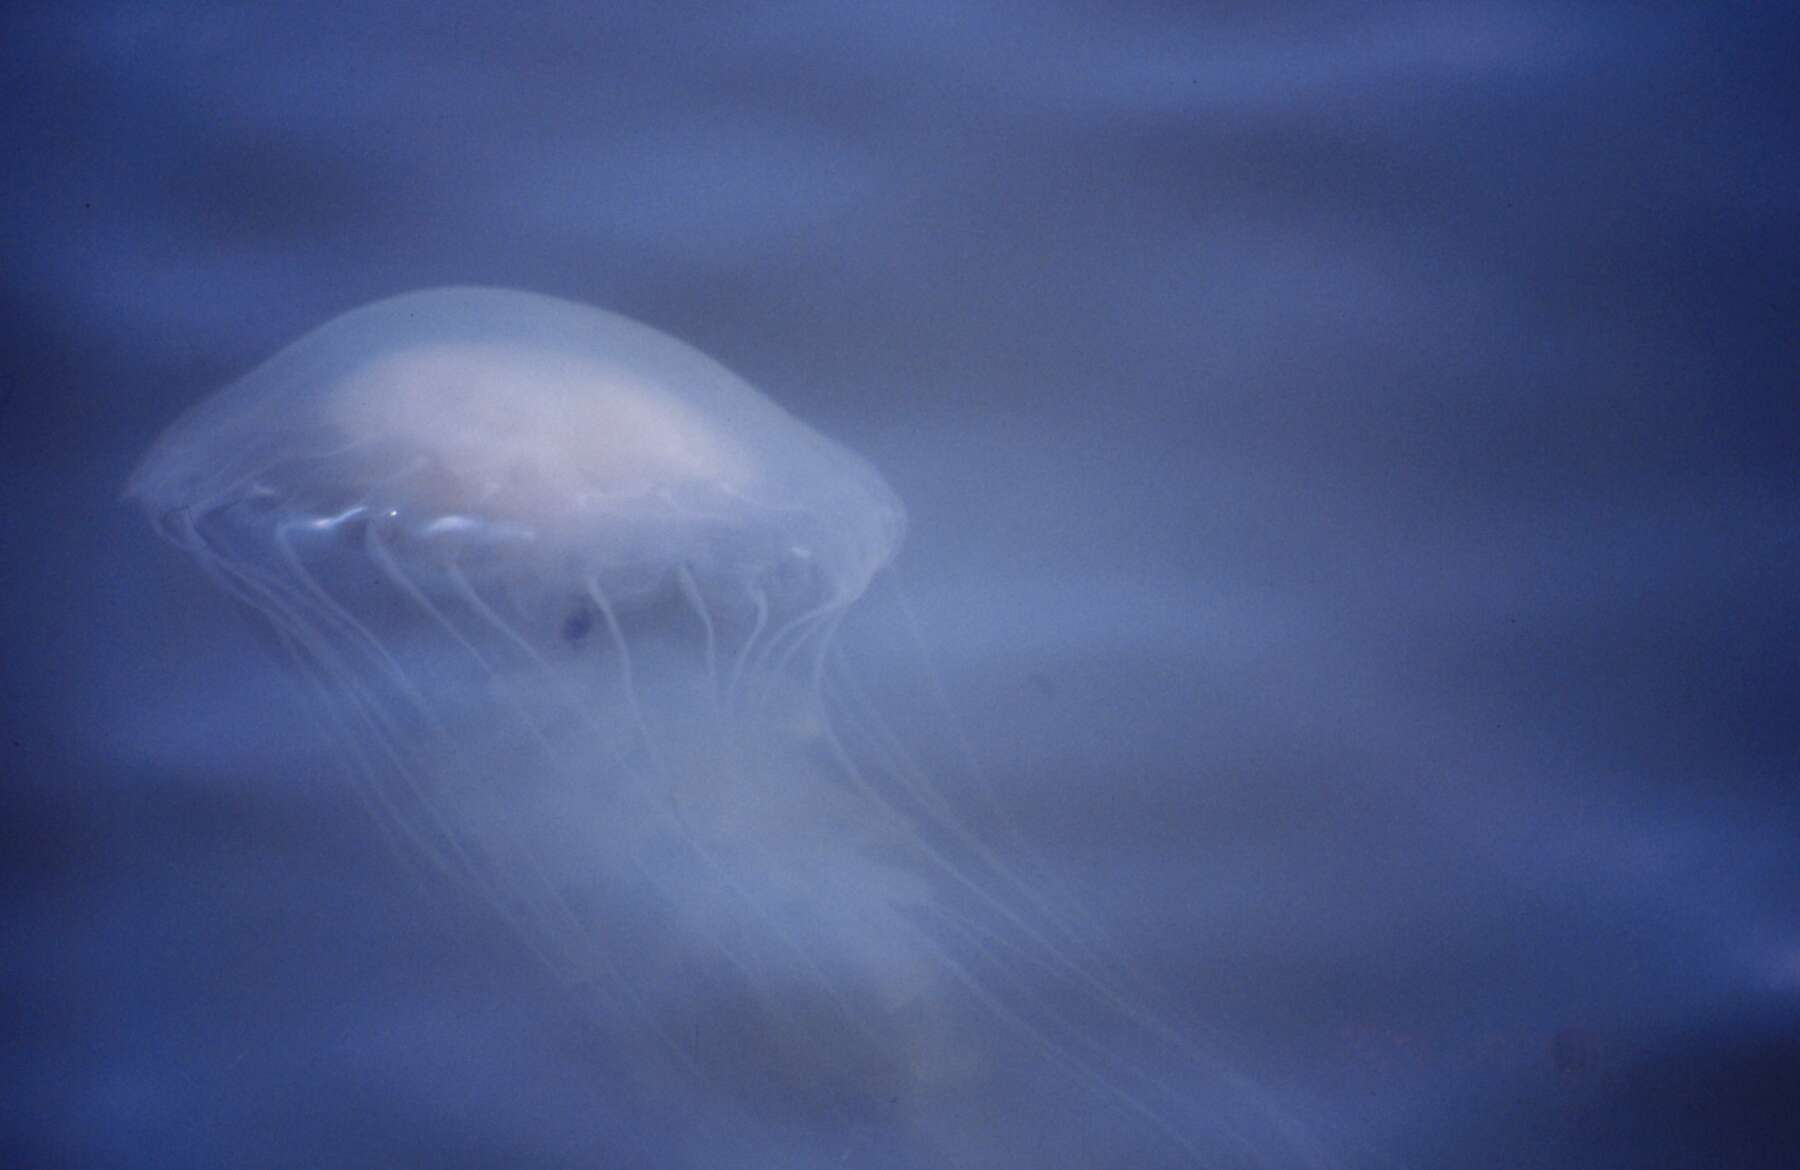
[562,604,594,644]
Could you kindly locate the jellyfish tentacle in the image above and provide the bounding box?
[358,531,637,979]
[352,546,734,1072]
[811,646,1198,1095]
[906,904,1208,1164]
[582,576,898,1050]
[211,526,557,962]
[751,595,850,719]
[821,618,1168,1029]
[445,567,781,1040]
[185,528,453,886]
[742,600,830,712]
[673,563,721,710]
[436,560,820,1017]
[883,572,1142,982]
[582,579,658,770]
[829,612,1324,1164]
[269,520,601,967]
[724,585,770,716]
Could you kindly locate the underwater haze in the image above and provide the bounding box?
[3,2,1798,1167]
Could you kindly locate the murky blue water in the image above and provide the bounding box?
[4,3,1797,1166]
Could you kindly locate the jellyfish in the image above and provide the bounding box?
[126,288,1314,1168]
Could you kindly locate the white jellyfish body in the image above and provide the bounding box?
[128,288,1310,1168]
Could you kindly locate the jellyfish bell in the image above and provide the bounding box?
[126,287,903,619]
[127,287,1315,1168]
